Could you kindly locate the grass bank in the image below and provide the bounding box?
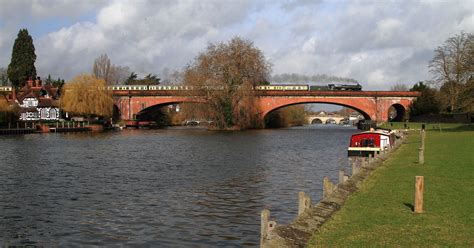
[308,123,474,247]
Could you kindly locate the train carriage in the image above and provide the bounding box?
[0,86,12,92]
[255,85,309,91]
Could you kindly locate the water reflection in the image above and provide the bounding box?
[0,125,357,246]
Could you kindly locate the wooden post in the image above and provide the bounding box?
[351,160,358,176]
[260,209,270,247]
[368,154,373,164]
[323,177,334,198]
[298,192,305,216]
[419,147,424,165]
[414,176,424,213]
[339,170,345,184]
[420,129,426,149]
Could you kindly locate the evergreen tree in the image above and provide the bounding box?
[7,29,37,88]
[409,82,440,116]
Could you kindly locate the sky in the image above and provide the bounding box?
[0,0,473,90]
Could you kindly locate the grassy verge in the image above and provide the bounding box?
[308,124,474,247]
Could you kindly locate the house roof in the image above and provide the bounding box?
[16,83,60,106]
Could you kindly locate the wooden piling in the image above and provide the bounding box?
[339,170,345,184]
[323,177,335,198]
[298,192,311,216]
[351,159,359,176]
[261,209,270,247]
[419,147,424,165]
[414,176,424,213]
[298,192,305,216]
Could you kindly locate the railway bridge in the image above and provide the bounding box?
[112,90,419,124]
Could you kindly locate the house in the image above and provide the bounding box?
[15,77,60,121]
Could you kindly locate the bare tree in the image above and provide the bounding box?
[429,32,473,112]
[183,37,271,129]
[93,54,112,84]
[390,83,409,91]
[93,54,131,85]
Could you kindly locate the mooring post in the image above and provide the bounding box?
[298,191,311,216]
[368,154,373,164]
[351,159,358,176]
[414,176,424,213]
[260,209,270,247]
[419,147,424,165]
[298,192,305,216]
[339,170,345,184]
[323,177,335,198]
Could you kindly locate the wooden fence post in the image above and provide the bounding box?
[419,147,424,165]
[421,129,426,149]
[414,176,424,213]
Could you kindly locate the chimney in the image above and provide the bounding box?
[27,78,33,88]
[35,76,42,87]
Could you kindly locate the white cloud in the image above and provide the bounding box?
[0,0,472,90]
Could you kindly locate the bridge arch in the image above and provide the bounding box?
[389,103,406,122]
[311,118,323,124]
[114,96,204,120]
[260,100,372,121]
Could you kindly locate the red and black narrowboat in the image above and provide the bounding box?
[348,129,395,157]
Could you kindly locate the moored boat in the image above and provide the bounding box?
[348,129,396,157]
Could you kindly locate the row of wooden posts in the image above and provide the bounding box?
[5,121,90,130]
[261,130,427,247]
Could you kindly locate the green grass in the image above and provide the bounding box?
[308,124,474,247]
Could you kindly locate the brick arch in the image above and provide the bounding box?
[114,96,204,120]
[256,96,415,123]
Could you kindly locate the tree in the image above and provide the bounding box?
[7,29,37,88]
[125,72,161,85]
[429,32,473,112]
[93,54,131,85]
[409,82,440,116]
[0,68,8,86]
[390,83,409,91]
[183,37,271,129]
[92,54,112,84]
[60,74,114,117]
[125,72,138,84]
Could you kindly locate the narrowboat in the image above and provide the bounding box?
[348,129,395,157]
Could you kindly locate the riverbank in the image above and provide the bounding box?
[309,124,474,247]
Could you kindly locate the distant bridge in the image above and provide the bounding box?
[112,89,420,124]
[306,115,346,124]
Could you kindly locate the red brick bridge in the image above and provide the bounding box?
[113,90,420,123]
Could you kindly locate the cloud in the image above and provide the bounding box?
[0,0,472,90]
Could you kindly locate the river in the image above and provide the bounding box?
[0,125,357,247]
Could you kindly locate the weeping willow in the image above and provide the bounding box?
[61,74,113,117]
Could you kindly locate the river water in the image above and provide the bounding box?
[0,125,357,247]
